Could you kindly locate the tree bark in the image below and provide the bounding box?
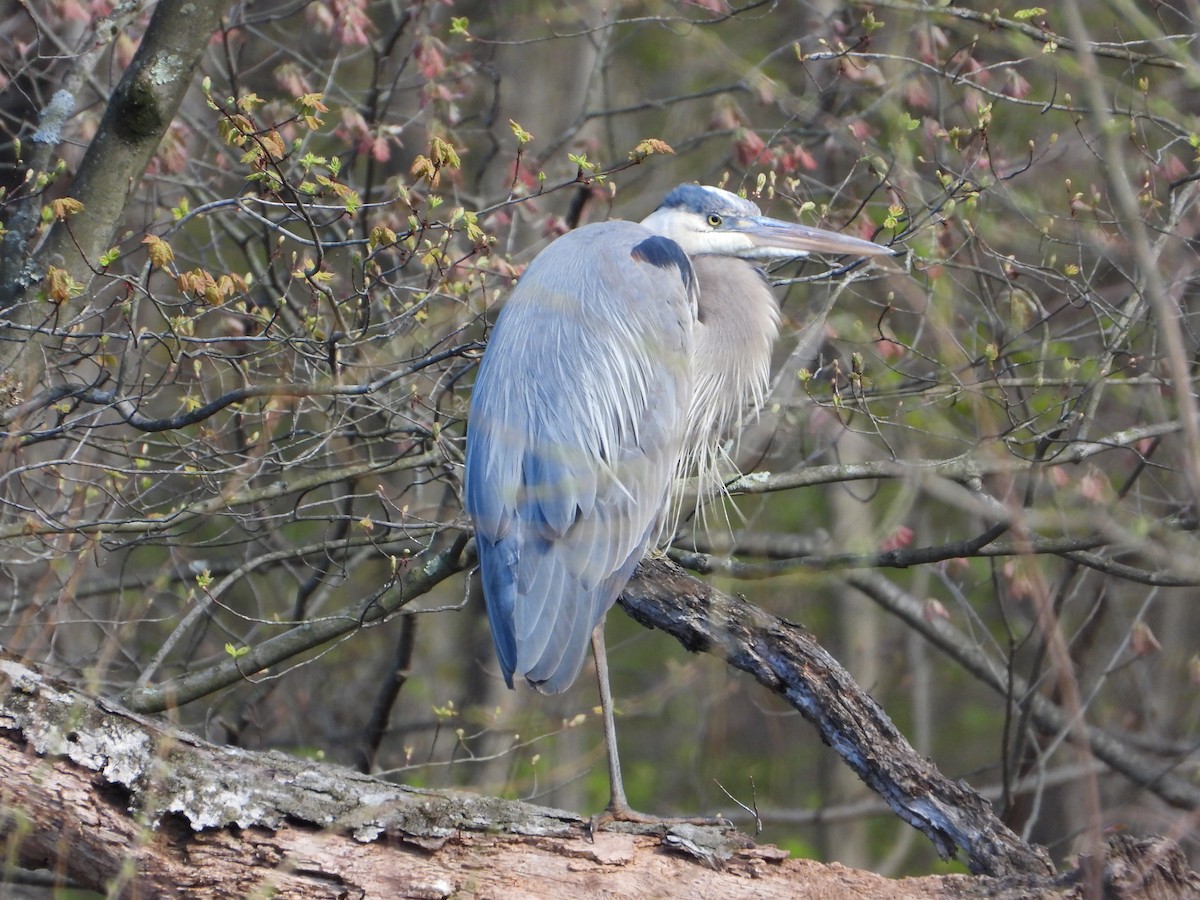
[3,657,1197,899]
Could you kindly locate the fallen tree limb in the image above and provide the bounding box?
[3,657,1199,897]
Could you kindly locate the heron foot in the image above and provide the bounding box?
[587,803,731,838]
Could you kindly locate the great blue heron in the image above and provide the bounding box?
[464,183,887,822]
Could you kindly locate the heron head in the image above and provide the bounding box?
[641,183,888,261]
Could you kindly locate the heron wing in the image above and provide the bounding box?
[465,222,695,694]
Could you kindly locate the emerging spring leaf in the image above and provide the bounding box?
[43,266,84,303]
[229,114,254,143]
[236,92,265,113]
[369,226,398,251]
[143,234,175,269]
[411,155,436,184]
[296,92,328,129]
[49,197,84,220]
[430,137,462,169]
[260,130,287,161]
[568,152,599,175]
[509,119,533,145]
[629,138,674,160]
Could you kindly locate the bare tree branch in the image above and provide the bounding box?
[620,558,1054,877]
[840,568,1200,811]
[119,539,467,714]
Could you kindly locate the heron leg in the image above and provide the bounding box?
[588,624,730,833]
[591,623,633,815]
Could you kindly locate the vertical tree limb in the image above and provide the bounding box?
[1,0,231,375]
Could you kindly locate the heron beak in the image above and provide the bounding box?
[736,216,890,260]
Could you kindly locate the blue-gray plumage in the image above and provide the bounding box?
[466,221,694,693]
[464,184,887,820]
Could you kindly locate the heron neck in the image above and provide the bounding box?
[678,256,780,490]
[691,256,779,403]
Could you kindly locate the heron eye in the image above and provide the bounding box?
[706,213,723,227]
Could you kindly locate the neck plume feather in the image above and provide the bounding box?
[669,256,780,531]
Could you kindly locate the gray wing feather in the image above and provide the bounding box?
[465,221,694,694]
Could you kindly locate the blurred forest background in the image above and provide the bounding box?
[2,0,1199,881]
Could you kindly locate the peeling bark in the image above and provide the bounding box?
[2,658,1197,898]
